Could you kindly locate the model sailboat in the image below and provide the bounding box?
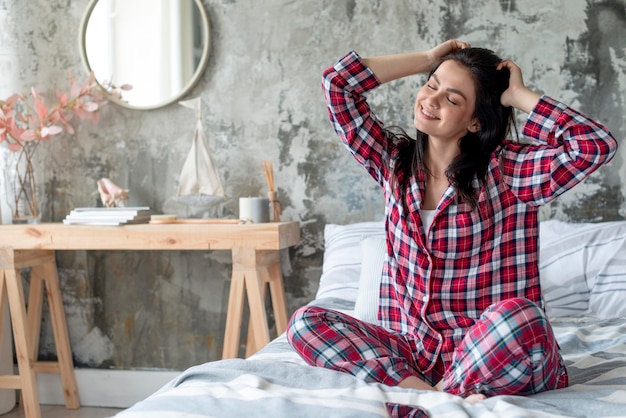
[166,98,226,216]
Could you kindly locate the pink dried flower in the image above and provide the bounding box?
[0,71,128,151]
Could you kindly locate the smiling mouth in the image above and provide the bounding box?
[420,107,439,120]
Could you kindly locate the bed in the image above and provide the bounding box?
[116,220,626,417]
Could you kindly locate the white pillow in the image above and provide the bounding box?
[354,236,386,324]
[539,220,626,319]
[315,221,385,302]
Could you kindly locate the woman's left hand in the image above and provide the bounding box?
[497,60,541,113]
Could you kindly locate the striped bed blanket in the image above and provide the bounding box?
[116,300,626,417]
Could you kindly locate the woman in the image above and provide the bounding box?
[286,40,618,415]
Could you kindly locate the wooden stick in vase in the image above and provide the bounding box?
[262,160,282,222]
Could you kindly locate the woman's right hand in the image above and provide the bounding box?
[426,40,471,67]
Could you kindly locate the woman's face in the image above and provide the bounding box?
[414,60,480,144]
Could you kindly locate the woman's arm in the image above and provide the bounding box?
[497,58,617,205]
[499,105,617,205]
[363,40,471,84]
[322,40,472,186]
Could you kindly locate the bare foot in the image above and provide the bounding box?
[465,394,487,403]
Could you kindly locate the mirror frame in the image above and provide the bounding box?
[78,0,211,110]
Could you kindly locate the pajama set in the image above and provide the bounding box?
[287,51,617,416]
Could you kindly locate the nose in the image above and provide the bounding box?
[424,93,440,108]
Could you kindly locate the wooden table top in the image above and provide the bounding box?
[0,221,301,251]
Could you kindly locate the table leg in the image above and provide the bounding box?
[267,262,288,334]
[244,271,268,359]
[2,264,41,418]
[222,269,246,359]
[225,248,287,359]
[243,260,288,358]
[40,261,80,408]
[243,265,270,355]
[0,248,80,414]
[26,268,44,366]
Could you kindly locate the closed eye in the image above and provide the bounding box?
[427,80,459,105]
[431,74,468,103]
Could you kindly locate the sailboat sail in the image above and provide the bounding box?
[176,98,225,198]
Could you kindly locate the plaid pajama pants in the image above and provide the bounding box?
[287,297,568,417]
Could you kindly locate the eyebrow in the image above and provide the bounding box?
[431,74,468,101]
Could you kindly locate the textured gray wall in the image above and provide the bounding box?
[0,0,624,371]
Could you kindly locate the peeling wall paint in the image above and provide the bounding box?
[0,0,624,371]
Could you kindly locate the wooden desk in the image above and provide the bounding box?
[0,221,300,418]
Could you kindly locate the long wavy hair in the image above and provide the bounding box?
[389,47,515,209]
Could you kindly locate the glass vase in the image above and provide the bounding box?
[6,142,41,224]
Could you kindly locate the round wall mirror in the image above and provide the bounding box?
[79,0,210,110]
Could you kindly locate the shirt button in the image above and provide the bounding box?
[422,295,428,302]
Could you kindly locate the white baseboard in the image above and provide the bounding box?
[36,368,181,408]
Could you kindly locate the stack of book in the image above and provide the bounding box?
[63,207,153,226]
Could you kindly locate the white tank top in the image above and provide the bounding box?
[420,209,436,233]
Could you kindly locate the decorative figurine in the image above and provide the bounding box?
[97,178,129,207]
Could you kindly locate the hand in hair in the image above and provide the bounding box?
[426,39,472,66]
[497,60,541,113]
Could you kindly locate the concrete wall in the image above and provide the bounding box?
[0,0,624,371]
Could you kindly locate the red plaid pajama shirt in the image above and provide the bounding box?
[288,51,617,405]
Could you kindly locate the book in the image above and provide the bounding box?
[63,207,153,225]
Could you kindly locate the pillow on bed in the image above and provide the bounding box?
[353,236,386,324]
[315,221,385,302]
[318,220,626,320]
[539,220,626,319]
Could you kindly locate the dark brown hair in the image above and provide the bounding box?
[389,47,515,209]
